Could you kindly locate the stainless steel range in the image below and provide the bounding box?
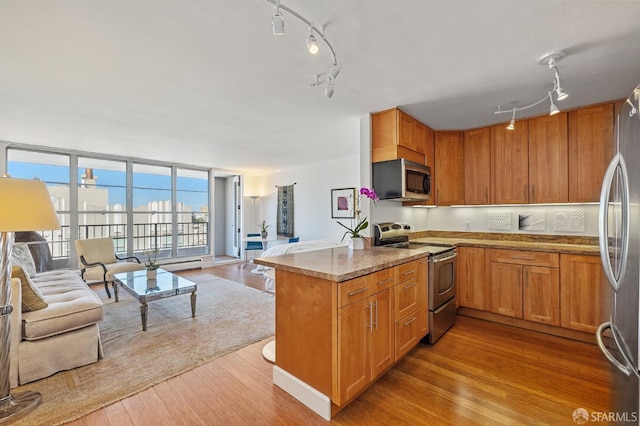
[373,222,457,344]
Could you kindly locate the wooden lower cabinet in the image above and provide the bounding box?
[457,247,489,310]
[489,249,560,326]
[560,254,611,333]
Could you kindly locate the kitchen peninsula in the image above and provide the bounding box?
[254,245,431,420]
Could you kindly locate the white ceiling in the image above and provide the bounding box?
[1,1,640,174]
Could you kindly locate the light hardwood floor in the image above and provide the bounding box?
[67,262,613,425]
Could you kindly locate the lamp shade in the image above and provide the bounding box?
[0,177,60,232]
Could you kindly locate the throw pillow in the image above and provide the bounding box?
[11,265,48,312]
[11,243,37,278]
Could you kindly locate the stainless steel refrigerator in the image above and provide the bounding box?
[597,84,640,424]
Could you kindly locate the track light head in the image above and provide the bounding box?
[550,103,560,116]
[272,13,284,35]
[325,81,335,98]
[556,86,569,101]
[506,108,516,130]
[328,63,342,80]
[307,33,319,55]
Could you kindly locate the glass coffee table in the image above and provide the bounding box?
[113,268,197,331]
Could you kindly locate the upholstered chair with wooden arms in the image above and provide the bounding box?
[75,237,145,298]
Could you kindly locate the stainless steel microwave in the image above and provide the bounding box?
[372,159,431,201]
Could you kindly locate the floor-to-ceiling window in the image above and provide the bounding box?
[5,146,211,269]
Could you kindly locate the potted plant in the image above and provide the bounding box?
[337,187,379,250]
[143,248,159,279]
[259,220,270,238]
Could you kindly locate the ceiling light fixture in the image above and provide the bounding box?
[507,108,516,130]
[549,92,560,116]
[495,50,570,130]
[306,24,319,55]
[262,0,341,98]
[271,0,285,35]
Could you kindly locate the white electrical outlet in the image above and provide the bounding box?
[465,221,471,231]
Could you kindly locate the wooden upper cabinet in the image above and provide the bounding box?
[491,121,529,204]
[568,103,614,202]
[464,127,491,205]
[412,118,427,155]
[528,113,568,203]
[434,131,465,206]
[371,107,431,165]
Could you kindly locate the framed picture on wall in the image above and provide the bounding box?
[331,188,355,219]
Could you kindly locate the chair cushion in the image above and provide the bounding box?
[12,243,37,277]
[22,270,104,340]
[11,266,48,312]
[82,262,145,282]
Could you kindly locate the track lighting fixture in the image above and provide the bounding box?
[495,50,570,129]
[307,24,319,55]
[262,0,341,98]
[271,0,285,36]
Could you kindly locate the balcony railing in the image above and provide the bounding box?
[40,222,209,260]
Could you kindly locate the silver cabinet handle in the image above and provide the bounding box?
[348,287,367,297]
[596,322,634,376]
[374,300,379,330]
[377,278,393,286]
[402,270,416,276]
[510,256,535,261]
[404,317,417,326]
[368,302,373,332]
[403,282,417,290]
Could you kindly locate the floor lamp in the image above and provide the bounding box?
[0,176,60,423]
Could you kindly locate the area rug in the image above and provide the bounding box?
[13,273,275,426]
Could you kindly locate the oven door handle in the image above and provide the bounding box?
[432,253,457,263]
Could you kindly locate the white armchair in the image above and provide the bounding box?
[75,237,145,298]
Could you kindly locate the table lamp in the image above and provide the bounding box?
[0,176,60,423]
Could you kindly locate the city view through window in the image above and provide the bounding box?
[7,149,210,269]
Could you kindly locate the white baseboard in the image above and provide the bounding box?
[272,366,331,421]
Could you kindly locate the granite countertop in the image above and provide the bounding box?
[255,232,601,283]
[254,245,430,282]
[411,236,600,256]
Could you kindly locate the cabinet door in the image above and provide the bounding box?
[523,266,560,326]
[370,289,394,377]
[560,254,611,333]
[568,103,614,202]
[464,127,492,205]
[417,258,429,337]
[434,131,465,206]
[397,110,414,151]
[395,310,420,360]
[492,122,529,204]
[529,113,568,203]
[490,262,523,318]
[412,119,426,155]
[337,298,370,404]
[457,247,488,310]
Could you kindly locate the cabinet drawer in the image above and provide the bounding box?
[338,276,370,307]
[395,278,419,319]
[395,309,420,360]
[490,249,559,267]
[396,260,420,284]
[370,268,395,292]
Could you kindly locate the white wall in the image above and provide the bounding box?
[244,155,361,241]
